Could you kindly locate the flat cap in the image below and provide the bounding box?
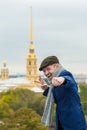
[39,56,59,71]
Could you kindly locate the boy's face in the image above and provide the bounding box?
[42,64,58,81]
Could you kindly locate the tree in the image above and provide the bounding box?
[3,107,49,130]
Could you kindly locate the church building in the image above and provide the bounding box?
[26,7,39,86]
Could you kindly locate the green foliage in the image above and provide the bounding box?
[0,88,45,115]
[30,95,46,116]
[1,83,86,129]
[3,107,48,130]
[79,84,87,102]
[0,102,9,119]
[0,88,49,130]
[79,83,87,121]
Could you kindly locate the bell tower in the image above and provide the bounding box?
[1,61,9,80]
[26,7,38,86]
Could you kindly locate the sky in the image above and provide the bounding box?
[0,0,87,75]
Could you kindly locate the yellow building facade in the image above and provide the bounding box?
[26,7,39,86]
[0,61,9,80]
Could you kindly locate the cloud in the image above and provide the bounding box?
[0,0,87,74]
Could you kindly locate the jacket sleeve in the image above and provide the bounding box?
[43,87,49,96]
[60,71,77,89]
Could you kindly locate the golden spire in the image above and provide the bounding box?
[29,6,34,52]
[30,6,33,43]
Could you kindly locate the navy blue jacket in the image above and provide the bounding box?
[43,70,86,130]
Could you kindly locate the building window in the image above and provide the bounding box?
[29,61,31,65]
[29,71,31,75]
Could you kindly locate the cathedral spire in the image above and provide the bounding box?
[30,6,33,43]
[29,7,34,53]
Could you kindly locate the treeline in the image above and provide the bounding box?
[0,88,49,130]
